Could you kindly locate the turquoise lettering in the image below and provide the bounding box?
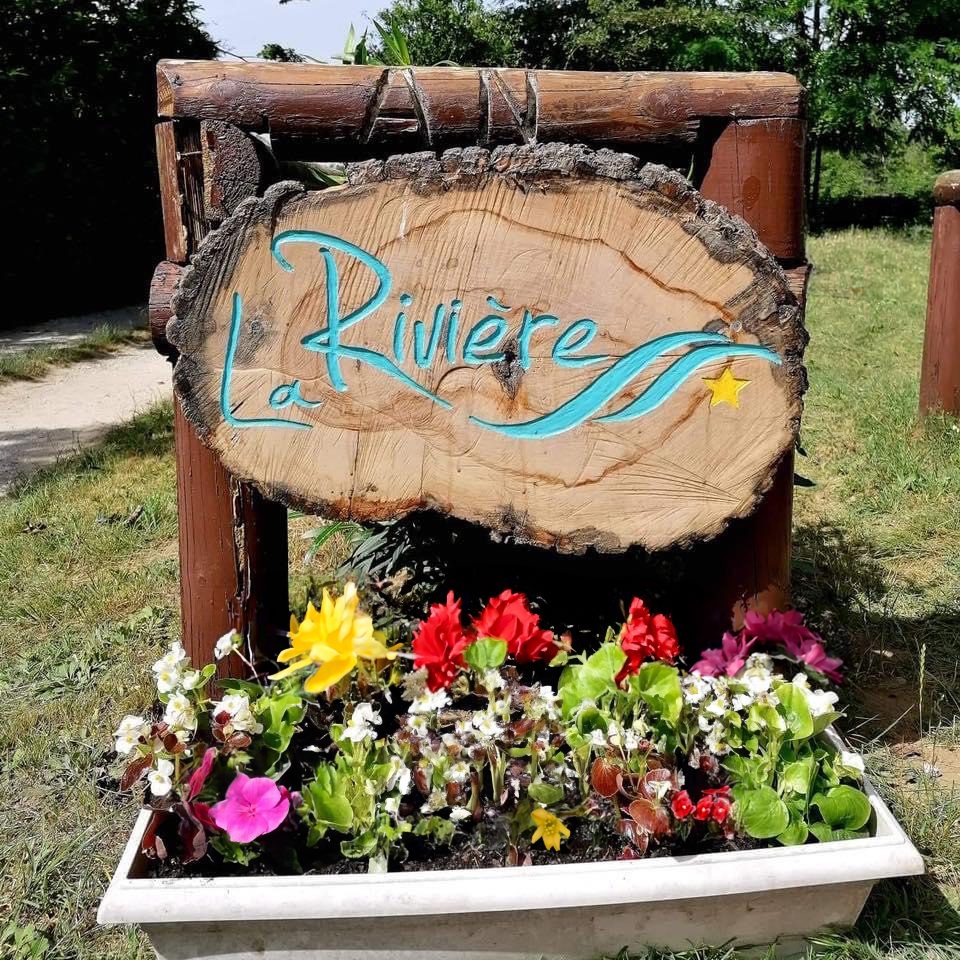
[517,310,559,370]
[552,318,608,368]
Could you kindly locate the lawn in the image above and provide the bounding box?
[0,228,958,960]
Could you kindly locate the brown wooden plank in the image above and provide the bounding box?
[920,171,960,415]
[148,260,183,359]
[201,120,267,222]
[155,120,187,263]
[157,62,804,157]
[697,118,806,262]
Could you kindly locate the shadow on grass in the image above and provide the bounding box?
[7,400,174,499]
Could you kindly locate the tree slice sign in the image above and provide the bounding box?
[169,144,806,553]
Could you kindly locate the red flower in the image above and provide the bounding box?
[472,590,557,664]
[413,592,471,691]
[693,796,714,821]
[671,790,695,819]
[615,598,679,685]
[710,796,732,824]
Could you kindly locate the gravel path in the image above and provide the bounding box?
[0,304,144,354]
[0,345,171,492]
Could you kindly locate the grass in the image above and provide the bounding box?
[0,324,149,384]
[0,228,958,959]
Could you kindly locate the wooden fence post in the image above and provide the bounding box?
[919,171,960,416]
[153,116,288,677]
[692,117,807,636]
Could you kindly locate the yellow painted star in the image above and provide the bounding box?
[703,367,751,408]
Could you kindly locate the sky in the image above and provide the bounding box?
[195,0,375,61]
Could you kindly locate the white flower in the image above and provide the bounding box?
[154,665,182,695]
[214,630,242,661]
[449,806,472,822]
[589,728,607,748]
[790,674,839,717]
[212,692,263,735]
[705,696,728,718]
[180,670,203,690]
[840,750,866,774]
[147,758,175,797]
[420,789,448,814]
[153,642,188,675]
[445,761,471,784]
[698,714,714,733]
[647,778,671,801]
[384,795,401,816]
[386,756,412,795]
[401,669,429,702]
[482,669,506,692]
[471,710,504,739]
[732,692,754,712]
[623,730,641,752]
[705,726,730,756]
[408,716,429,738]
[454,719,474,739]
[342,703,382,743]
[682,675,710,704]
[163,693,197,739]
[113,715,150,755]
[409,688,450,715]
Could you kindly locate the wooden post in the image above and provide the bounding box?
[919,171,960,416]
[153,117,288,677]
[692,117,808,635]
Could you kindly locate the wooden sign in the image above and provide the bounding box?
[170,144,806,553]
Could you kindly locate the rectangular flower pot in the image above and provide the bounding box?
[99,773,922,960]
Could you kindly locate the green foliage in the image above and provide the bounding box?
[464,636,508,672]
[301,764,355,843]
[1,0,216,323]
[732,784,791,839]
[259,43,305,62]
[210,834,261,865]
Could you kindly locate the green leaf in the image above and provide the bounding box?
[210,834,260,865]
[340,831,379,859]
[812,710,843,735]
[632,662,683,724]
[733,785,791,839]
[559,642,624,716]
[413,816,456,845]
[812,785,872,831]
[781,756,816,795]
[775,683,815,741]
[777,818,810,846]
[464,637,508,672]
[528,782,565,805]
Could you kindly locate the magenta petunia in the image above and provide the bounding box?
[691,630,756,677]
[210,773,291,844]
[744,609,844,682]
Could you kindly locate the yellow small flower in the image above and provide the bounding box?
[530,807,570,852]
[271,583,395,693]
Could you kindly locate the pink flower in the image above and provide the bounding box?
[691,631,756,677]
[744,610,843,682]
[210,773,291,844]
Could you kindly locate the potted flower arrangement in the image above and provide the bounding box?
[99,585,922,959]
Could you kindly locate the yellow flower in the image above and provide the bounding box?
[530,808,570,852]
[271,583,395,693]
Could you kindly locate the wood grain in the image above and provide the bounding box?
[169,143,806,553]
[157,62,804,159]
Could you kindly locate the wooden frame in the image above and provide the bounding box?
[151,61,807,666]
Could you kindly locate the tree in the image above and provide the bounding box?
[0,0,216,322]
[374,0,960,213]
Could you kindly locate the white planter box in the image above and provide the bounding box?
[100,773,922,960]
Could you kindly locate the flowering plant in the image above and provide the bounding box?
[113,588,870,874]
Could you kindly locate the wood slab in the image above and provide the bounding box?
[169,143,806,553]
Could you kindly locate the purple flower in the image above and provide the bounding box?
[691,631,756,677]
[210,773,291,844]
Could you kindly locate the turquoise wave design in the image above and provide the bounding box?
[469,332,781,439]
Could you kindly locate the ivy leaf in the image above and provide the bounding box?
[733,785,791,839]
[775,683,814,741]
[463,637,508,672]
[812,785,872,831]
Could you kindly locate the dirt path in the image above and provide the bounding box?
[0,345,171,492]
[0,304,143,353]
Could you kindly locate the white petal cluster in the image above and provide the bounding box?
[214,630,242,660]
[163,692,197,741]
[211,692,263,735]
[471,709,504,740]
[113,714,150,755]
[408,688,450,715]
[147,758,175,796]
[152,641,189,694]
[790,673,839,717]
[341,702,381,743]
